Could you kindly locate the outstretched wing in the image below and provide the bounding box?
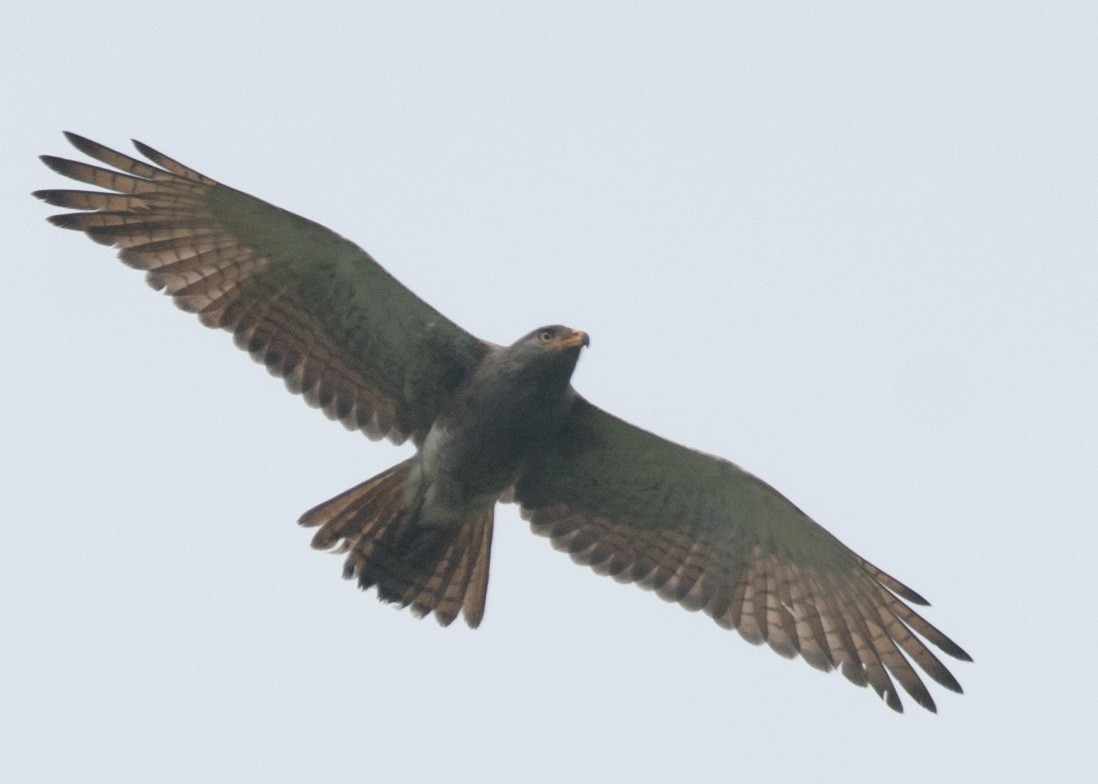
[35,133,487,444]
[514,397,971,713]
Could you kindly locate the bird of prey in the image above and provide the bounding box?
[36,133,970,713]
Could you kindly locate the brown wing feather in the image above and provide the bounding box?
[36,133,487,444]
[515,397,971,713]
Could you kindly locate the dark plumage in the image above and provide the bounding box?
[36,133,970,713]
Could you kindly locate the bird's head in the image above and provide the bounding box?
[521,325,590,353]
[501,325,590,386]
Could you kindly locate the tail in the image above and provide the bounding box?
[298,458,494,628]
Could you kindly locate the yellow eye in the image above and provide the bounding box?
[538,330,554,343]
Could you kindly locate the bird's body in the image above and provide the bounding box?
[36,133,971,712]
[300,325,589,625]
[412,327,587,525]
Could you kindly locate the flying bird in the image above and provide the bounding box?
[36,133,970,713]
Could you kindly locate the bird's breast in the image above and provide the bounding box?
[409,388,573,527]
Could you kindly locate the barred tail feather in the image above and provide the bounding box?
[298,460,494,628]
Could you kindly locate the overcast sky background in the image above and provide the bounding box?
[2,3,1095,782]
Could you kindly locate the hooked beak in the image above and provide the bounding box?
[559,329,590,350]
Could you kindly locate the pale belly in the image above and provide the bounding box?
[404,424,525,527]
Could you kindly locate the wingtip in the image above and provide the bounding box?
[44,213,75,228]
[61,131,103,157]
[38,154,70,175]
[905,589,931,607]
[132,138,157,159]
[940,638,973,663]
[912,686,938,713]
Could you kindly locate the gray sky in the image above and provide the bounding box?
[3,3,1095,782]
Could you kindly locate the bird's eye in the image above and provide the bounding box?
[537,330,554,343]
